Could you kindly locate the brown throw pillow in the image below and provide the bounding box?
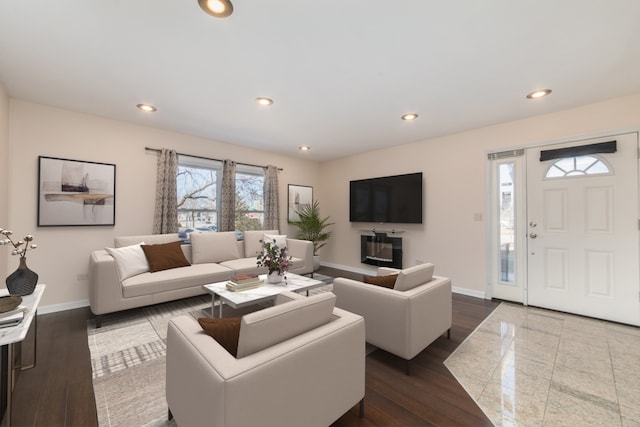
[363,274,398,289]
[198,317,241,357]
[141,241,191,272]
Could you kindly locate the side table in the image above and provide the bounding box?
[0,284,45,427]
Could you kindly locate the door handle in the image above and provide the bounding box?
[529,233,537,239]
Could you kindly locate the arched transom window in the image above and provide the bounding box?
[545,155,612,179]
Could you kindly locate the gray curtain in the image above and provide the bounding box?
[263,165,280,230]
[152,149,178,234]
[220,159,236,232]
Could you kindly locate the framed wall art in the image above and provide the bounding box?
[38,156,116,226]
[288,184,312,222]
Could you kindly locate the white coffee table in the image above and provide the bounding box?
[203,273,326,318]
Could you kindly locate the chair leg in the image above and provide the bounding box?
[405,359,411,376]
[359,398,365,418]
[95,315,102,329]
[447,328,451,339]
[168,409,173,421]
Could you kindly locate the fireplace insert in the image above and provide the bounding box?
[360,233,402,269]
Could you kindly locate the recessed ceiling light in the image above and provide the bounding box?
[256,97,274,106]
[401,113,419,121]
[198,0,233,18]
[526,89,552,99]
[299,145,311,151]
[136,104,157,113]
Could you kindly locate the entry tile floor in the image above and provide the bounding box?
[444,303,640,426]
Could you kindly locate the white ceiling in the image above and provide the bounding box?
[1,1,640,162]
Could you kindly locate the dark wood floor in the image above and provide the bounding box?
[9,267,499,427]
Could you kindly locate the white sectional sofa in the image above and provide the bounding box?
[89,230,313,326]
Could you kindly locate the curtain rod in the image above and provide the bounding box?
[145,147,283,171]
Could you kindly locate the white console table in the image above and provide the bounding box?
[0,284,45,427]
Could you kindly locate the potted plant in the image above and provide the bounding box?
[290,200,334,271]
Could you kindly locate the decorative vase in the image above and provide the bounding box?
[6,257,38,296]
[267,270,283,284]
[312,255,320,271]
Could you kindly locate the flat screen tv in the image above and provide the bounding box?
[349,172,423,224]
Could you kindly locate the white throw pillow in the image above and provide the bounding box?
[105,243,149,281]
[262,233,287,250]
[243,230,279,257]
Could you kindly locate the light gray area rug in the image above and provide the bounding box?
[88,284,334,427]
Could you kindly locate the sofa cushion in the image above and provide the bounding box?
[122,263,233,298]
[219,258,268,275]
[190,231,241,264]
[198,317,241,357]
[236,292,336,358]
[394,263,435,291]
[141,241,191,272]
[363,273,398,289]
[105,243,149,281]
[242,229,279,258]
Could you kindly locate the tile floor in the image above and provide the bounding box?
[444,303,640,427]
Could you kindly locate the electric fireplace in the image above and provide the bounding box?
[360,233,403,269]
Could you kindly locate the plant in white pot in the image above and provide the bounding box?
[290,200,334,271]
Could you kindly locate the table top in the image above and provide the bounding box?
[203,273,325,306]
[0,284,45,346]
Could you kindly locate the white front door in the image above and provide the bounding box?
[526,132,640,326]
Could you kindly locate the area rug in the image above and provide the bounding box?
[87,284,334,427]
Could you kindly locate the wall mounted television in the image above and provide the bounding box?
[349,172,423,224]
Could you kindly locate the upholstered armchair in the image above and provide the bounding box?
[166,291,365,427]
[333,263,452,374]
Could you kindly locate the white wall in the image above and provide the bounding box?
[319,93,640,297]
[0,84,9,280]
[6,100,320,311]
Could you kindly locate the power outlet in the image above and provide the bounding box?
[77,273,88,281]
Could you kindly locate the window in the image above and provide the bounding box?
[235,165,265,232]
[177,156,221,235]
[498,162,515,283]
[545,155,611,179]
[176,157,265,240]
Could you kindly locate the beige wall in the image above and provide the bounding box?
[319,93,640,296]
[5,93,640,310]
[0,85,9,280]
[6,100,320,311]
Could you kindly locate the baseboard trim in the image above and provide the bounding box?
[39,299,90,315]
[451,286,486,299]
[321,261,487,300]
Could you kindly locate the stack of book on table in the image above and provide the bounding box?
[226,274,263,292]
[0,306,27,328]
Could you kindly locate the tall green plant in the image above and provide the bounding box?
[290,200,334,255]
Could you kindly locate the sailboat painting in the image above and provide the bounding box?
[38,156,116,226]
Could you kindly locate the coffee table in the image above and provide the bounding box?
[203,272,326,318]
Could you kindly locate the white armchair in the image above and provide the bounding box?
[333,263,452,375]
[166,291,366,427]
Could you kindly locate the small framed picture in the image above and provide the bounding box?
[38,156,116,226]
[288,184,313,222]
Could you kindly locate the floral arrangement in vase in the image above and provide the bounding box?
[256,238,291,283]
[1,228,39,296]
